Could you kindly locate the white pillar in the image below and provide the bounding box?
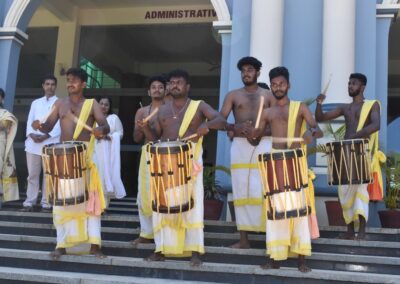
[321,0,356,103]
[250,0,284,83]
[53,8,80,98]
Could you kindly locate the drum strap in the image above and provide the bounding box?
[179,100,203,160]
[286,102,319,236]
[357,100,386,200]
[72,99,106,215]
[287,101,306,150]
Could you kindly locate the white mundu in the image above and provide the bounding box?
[231,137,272,232]
[24,95,61,209]
[339,184,369,226]
[137,146,153,239]
[152,145,204,256]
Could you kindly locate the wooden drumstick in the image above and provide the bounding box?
[272,137,304,144]
[142,107,159,123]
[40,105,55,123]
[66,112,94,133]
[182,133,198,141]
[255,96,265,129]
[321,74,332,96]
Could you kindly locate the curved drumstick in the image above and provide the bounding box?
[255,96,265,129]
[182,133,198,141]
[321,74,332,96]
[142,107,159,123]
[40,105,56,123]
[66,112,93,133]
[272,137,304,144]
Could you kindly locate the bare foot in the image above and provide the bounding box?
[260,260,280,270]
[298,263,312,273]
[50,248,65,261]
[130,237,152,247]
[89,245,107,259]
[355,232,366,240]
[298,255,311,273]
[229,240,250,249]
[145,252,165,262]
[190,252,202,267]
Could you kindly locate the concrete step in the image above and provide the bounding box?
[0,210,398,242]
[0,219,398,258]
[0,266,217,284]
[0,232,398,276]
[0,248,398,284]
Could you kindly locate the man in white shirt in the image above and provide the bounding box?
[22,75,61,212]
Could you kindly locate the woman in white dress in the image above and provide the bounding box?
[95,97,126,208]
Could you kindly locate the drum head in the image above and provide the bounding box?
[43,141,87,155]
[149,140,190,154]
[326,138,369,147]
[259,148,304,162]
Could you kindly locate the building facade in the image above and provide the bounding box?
[1,0,399,226]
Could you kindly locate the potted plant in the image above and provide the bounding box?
[203,165,230,220]
[378,153,400,228]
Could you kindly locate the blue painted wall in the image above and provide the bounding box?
[282,0,323,105]
[216,0,252,187]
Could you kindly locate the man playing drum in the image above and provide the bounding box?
[32,68,110,260]
[315,73,383,240]
[253,66,322,272]
[220,56,276,249]
[132,75,167,246]
[141,69,226,266]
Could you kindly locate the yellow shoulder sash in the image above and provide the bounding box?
[357,100,386,201]
[73,99,94,140]
[72,99,105,214]
[178,100,201,138]
[287,101,306,149]
[179,100,203,160]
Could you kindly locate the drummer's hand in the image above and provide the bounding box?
[93,127,104,139]
[136,119,148,129]
[247,136,260,146]
[227,130,234,141]
[303,131,313,144]
[316,94,326,104]
[31,120,42,131]
[197,122,209,137]
[34,134,50,143]
[236,120,253,136]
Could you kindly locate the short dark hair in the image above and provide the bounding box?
[237,56,262,71]
[99,97,113,115]
[42,74,57,85]
[350,73,367,86]
[66,68,88,83]
[269,66,290,83]
[257,82,270,90]
[168,69,190,84]
[148,75,167,89]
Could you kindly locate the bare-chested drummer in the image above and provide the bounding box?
[254,66,322,272]
[132,75,167,246]
[315,73,382,240]
[31,67,110,260]
[141,69,226,266]
[219,56,276,249]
